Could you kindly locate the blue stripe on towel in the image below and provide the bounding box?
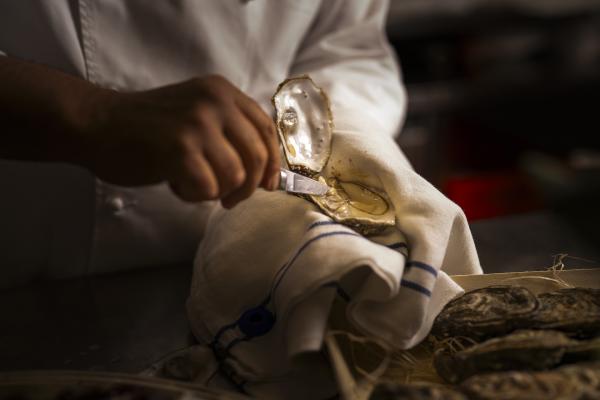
[322,282,352,302]
[270,231,361,294]
[400,279,432,297]
[307,220,339,231]
[387,242,408,250]
[405,260,438,277]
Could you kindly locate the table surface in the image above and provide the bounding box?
[1,211,598,374]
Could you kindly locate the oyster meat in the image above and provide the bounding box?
[461,362,600,400]
[272,76,395,234]
[310,176,395,235]
[431,286,539,341]
[369,382,467,400]
[433,330,576,383]
[526,288,600,338]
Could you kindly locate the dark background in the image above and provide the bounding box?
[388,0,600,225]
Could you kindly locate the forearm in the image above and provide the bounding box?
[0,56,280,205]
[290,0,406,138]
[0,56,103,165]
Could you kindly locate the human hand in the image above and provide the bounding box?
[82,75,280,208]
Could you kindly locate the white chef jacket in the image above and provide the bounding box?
[0,0,406,287]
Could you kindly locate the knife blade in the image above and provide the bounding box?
[278,168,329,196]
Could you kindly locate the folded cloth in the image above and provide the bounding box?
[187,129,482,399]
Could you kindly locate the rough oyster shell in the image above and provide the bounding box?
[433,330,576,383]
[563,337,600,364]
[558,362,600,398]
[430,286,539,341]
[272,76,396,233]
[369,382,467,400]
[272,75,333,176]
[527,288,600,338]
[460,362,600,400]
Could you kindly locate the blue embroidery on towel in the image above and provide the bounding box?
[237,306,276,338]
[210,228,362,354]
[208,217,438,386]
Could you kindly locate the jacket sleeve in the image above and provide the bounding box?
[290,0,406,138]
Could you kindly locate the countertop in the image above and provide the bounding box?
[1,211,598,374]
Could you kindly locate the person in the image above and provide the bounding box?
[0,0,405,286]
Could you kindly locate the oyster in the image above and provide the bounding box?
[369,382,467,400]
[433,330,576,383]
[272,76,395,234]
[559,362,600,398]
[431,286,539,341]
[526,288,600,338]
[563,337,600,364]
[460,362,600,400]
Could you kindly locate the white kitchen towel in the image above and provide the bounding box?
[187,129,482,399]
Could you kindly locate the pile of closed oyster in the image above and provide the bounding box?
[272,76,395,235]
[370,286,600,400]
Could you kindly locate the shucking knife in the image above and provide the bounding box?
[278,168,329,196]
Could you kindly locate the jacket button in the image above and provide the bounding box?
[106,196,125,213]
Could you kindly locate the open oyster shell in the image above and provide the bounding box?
[272,75,333,176]
[272,76,395,234]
